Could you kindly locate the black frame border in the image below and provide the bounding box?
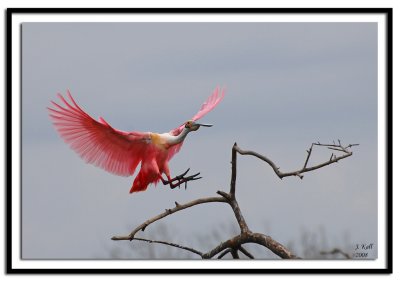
[5,7,393,274]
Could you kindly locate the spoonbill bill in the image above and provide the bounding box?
[48,87,225,193]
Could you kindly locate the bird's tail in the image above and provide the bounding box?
[130,177,148,193]
[129,167,160,193]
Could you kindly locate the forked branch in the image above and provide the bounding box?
[234,141,358,180]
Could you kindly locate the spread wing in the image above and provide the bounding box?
[190,86,225,122]
[169,86,225,136]
[167,86,225,161]
[48,91,148,177]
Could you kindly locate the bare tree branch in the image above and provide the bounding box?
[245,232,299,259]
[201,232,298,259]
[111,196,227,241]
[234,141,357,180]
[217,190,249,233]
[230,143,238,195]
[112,141,357,260]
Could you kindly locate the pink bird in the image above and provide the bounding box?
[48,87,225,193]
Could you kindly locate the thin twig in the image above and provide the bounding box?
[345,143,360,149]
[327,147,347,152]
[132,237,203,257]
[303,144,313,170]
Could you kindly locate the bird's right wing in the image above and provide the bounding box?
[167,86,225,162]
[190,86,225,122]
[169,86,225,137]
[48,91,148,177]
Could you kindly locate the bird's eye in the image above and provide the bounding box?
[185,121,191,128]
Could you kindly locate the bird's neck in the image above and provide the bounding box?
[167,127,191,145]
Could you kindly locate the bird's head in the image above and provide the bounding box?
[184,120,213,132]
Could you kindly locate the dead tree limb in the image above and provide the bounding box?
[234,141,358,180]
[112,141,357,259]
[111,196,227,241]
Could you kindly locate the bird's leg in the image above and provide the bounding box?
[160,168,202,189]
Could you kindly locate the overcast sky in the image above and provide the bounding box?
[21,22,377,259]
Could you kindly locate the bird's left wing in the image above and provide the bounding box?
[48,91,148,177]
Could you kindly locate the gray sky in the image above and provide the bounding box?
[22,22,377,259]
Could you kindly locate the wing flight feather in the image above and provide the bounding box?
[48,91,148,176]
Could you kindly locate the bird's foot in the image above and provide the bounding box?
[161,168,202,190]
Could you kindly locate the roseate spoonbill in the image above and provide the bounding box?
[48,87,225,193]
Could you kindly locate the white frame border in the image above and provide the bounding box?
[10,10,389,271]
